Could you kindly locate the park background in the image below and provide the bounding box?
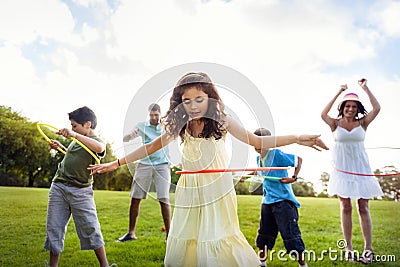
[1,0,400,185]
[1,0,400,266]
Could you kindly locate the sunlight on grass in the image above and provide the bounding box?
[0,187,398,266]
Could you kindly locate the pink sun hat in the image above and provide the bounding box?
[337,92,360,110]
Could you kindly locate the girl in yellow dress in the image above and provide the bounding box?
[89,72,328,267]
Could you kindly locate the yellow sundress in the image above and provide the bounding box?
[164,133,260,267]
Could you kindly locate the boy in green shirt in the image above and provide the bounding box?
[44,106,113,267]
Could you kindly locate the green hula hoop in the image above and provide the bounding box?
[36,123,100,164]
[233,175,282,183]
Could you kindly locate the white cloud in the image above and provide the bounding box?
[72,0,108,8]
[1,0,400,185]
[108,0,382,81]
[0,43,42,117]
[371,1,400,37]
[0,0,74,44]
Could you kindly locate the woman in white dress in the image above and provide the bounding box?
[321,78,383,264]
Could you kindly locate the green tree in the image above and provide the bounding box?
[0,105,123,188]
[0,106,58,187]
[376,166,400,201]
[103,163,135,191]
[317,172,330,197]
[93,143,117,190]
[169,164,182,193]
[92,143,137,191]
[292,179,316,197]
[234,180,253,195]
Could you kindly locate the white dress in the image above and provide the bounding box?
[328,124,383,199]
[164,133,260,267]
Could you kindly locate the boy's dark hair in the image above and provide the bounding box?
[254,128,271,137]
[68,106,97,129]
[148,103,161,112]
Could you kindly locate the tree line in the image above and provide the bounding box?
[1,105,398,200]
[0,105,131,190]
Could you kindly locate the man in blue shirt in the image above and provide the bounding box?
[254,128,308,267]
[118,103,171,242]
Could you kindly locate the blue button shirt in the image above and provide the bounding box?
[257,149,300,208]
[134,121,169,165]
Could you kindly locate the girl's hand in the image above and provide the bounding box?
[88,161,119,175]
[297,135,329,151]
[56,128,77,138]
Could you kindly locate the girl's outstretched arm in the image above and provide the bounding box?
[224,115,329,151]
[88,132,174,174]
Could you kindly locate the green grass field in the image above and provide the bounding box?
[0,186,399,267]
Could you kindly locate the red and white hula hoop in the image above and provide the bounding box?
[176,167,289,175]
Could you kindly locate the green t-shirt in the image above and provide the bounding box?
[52,136,105,187]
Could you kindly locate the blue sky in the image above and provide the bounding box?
[1,0,399,185]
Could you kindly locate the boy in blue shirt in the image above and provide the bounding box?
[254,128,307,267]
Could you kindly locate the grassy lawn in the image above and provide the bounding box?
[0,186,399,266]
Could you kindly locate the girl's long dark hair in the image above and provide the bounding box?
[162,72,226,142]
[337,101,368,119]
